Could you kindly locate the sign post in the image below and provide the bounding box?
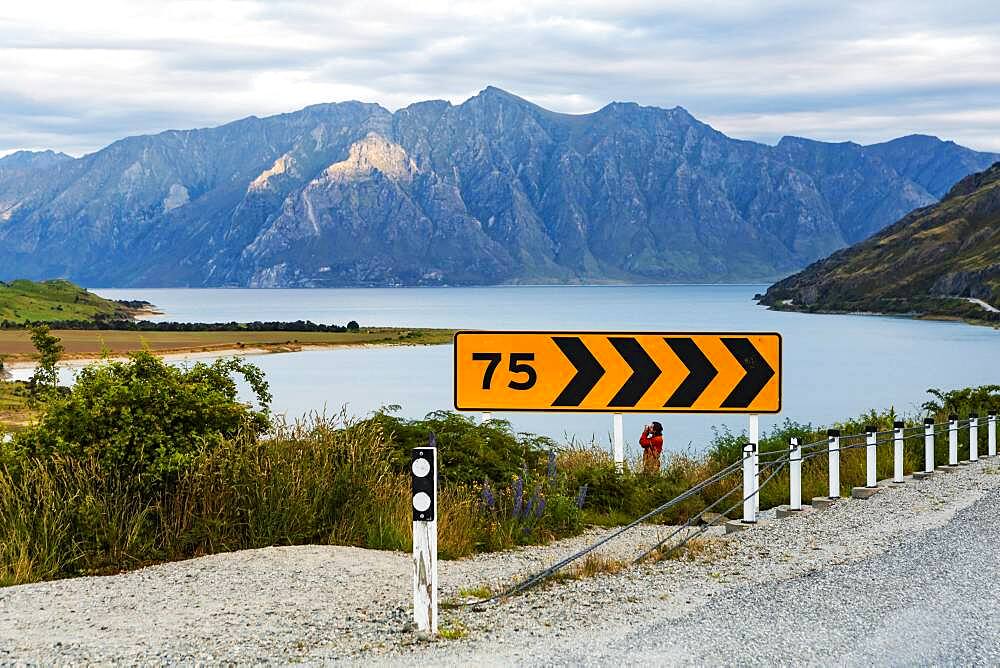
[613,413,624,471]
[411,437,437,634]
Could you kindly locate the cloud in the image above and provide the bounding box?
[1,0,998,155]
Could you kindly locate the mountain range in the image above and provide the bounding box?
[761,162,1000,324]
[1,87,997,287]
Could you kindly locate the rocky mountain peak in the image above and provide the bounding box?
[1,92,998,288]
[322,133,417,183]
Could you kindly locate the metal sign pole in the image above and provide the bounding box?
[412,437,438,635]
[613,413,624,471]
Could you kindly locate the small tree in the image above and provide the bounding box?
[28,325,64,396]
[14,351,272,487]
[346,320,360,332]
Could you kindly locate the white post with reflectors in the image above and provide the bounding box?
[989,414,997,458]
[893,421,905,483]
[948,415,959,466]
[742,442,757,524]
[789,437,802,511]
[749,414,760,513]
[865,426,877,488]
[613,413,625,472]
[969,414,979,462]
[412,436,438,634]
[828,429,841,498]
[924,418,935,473]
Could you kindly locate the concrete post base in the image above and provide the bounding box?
[775,505,806,519]
[724,520,755,534]
[811,496,837,510]
[939,465,960,473]
[851,486,880,499]
[912,471,934,480]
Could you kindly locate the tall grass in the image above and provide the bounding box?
[0,414,559,586]
[2,386,996,587]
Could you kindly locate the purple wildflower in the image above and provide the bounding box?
[575,483,589,509]
[481,481,496,510]
[512,476,524,516]
[535,496,546,518]
[524,487,541,520]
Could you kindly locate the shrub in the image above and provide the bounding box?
[12,351,272,486]
[371,409,555,486]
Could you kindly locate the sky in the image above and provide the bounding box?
[2,0,999,157]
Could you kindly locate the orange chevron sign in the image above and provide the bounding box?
[454,331,781,413]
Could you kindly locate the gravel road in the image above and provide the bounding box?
[2,459,998,665]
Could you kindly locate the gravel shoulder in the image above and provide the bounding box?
[2,460,998,665]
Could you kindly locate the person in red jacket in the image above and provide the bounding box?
[640,421,664,474]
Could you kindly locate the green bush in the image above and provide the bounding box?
[11,351,272,485]
[371,408,555,486]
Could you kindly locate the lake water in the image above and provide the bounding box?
[48,286,1000,455]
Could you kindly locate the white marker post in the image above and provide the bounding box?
[411,439,438,635]
[789,437,802,511]
[749,414,760,514]
[828,429,841,498]
[949,415,959,466]
[989,414,997,458]
[742,442,756,524]
[969,414,979,462]
[613,413,625,472]
[865,426,877,488]
[924,418,935,473]
[893,421,905,483]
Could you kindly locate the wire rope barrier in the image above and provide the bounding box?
[452,414,991,608]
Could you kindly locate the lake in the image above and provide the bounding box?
[60,286,1000,455]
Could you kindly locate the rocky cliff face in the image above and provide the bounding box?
[761,162,1000,322]
[1,87,997,287]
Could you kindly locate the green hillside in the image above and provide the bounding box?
[0,279,134,325]
[761,162,1000,326]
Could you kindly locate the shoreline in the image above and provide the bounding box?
[761,302,1000,330]
[3,340,449,372]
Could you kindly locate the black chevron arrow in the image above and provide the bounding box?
[607,337,661,407]
[552,337,606,406]
[721,337,775,408]
[664,337,718,407]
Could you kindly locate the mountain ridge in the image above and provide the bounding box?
[1,87,997,288]
[760,161,1000,325]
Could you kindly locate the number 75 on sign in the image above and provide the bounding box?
[453,331,781,413]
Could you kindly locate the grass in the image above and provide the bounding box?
[0,327,454,363]
[2,364,996,589]
[551,553,629,582]
[438,618,469,640]
[457,585,494,599]
[655,536,730,563]
[0,412,577,586]
[0,279,132,324]
[0,381,34,433]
